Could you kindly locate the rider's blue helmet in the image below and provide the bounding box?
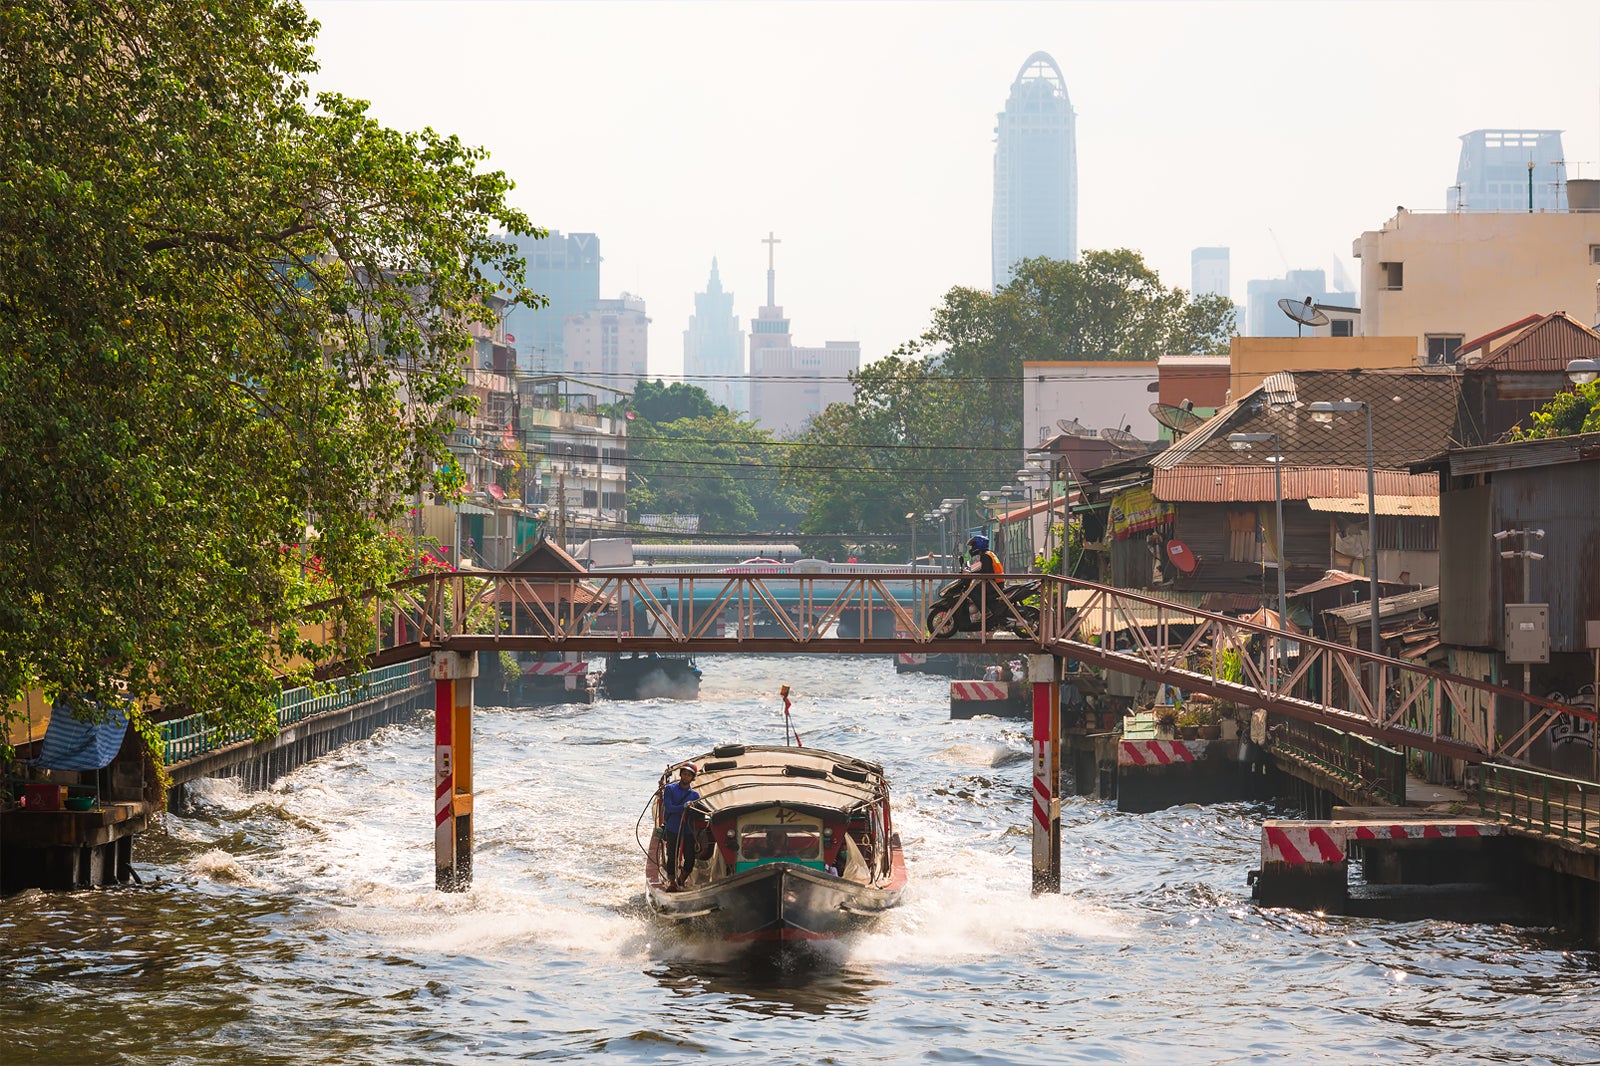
[968,534,990,553]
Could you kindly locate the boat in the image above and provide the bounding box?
[643,742,907,946]
[600,651,701,700]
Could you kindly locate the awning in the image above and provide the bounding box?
[36,701,128,771]
[1306,495,1439,516]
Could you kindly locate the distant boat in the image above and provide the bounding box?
[644,743,907,947]
[600,652,701,700]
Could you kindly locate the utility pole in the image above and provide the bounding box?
[557,467,567,549]
[1495,527,1547,753]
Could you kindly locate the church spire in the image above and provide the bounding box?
[762,231,781,307]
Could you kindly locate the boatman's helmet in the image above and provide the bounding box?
[968,534,990,553]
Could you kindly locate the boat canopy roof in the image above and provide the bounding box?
[677,745,886,818]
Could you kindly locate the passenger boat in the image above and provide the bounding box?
[600,652,701,700]
[644,742,907,946]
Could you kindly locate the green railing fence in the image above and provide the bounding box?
[1270,715,1408,805]
[1477,763,1597,845]
[161,659,431,765]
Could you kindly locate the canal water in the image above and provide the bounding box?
[4,654,1598,1064]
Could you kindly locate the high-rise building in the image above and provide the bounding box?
[1447,130,1567,213]
[495,230,602,370]
[563,294,649,385]
[1191,247,1230,300]
[746,232,859,437]
[683,259,747,413]
[992,51,1078,290]
[1244,269,1357,339]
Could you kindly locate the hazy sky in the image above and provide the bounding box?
[304,0,1600,376]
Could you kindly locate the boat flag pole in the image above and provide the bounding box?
[781,684,802,747]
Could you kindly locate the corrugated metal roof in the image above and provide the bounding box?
[1465,312,1600,373]
[1325,586,1439,623]
[1153,466,1436,503]
[1306,495,1440,516]
[1149,369,1460,502]
[1420,431,1600,477]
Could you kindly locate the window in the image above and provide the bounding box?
[1225,507,1265,563]
[1375,515,1438,552]
[1425,334,1463,365]
[1331,320,1354,338]
[1380,261,1404,290]
[1590,244,1600,266]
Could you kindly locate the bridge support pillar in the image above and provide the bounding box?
[432,650,478,891]
[1028,654,1061,894]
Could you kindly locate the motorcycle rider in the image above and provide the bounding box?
[966,534,1002,577]
[963,534,1003,627]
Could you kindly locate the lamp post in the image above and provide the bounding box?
[1310,400,1380,708]
[904,511,918,567]
[1566,358,1599,386]
[942,498,969,566]
[1227,432,1289,634]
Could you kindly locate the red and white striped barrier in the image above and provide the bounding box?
[897,652,926,666]
[1261,820,1500,865]
[525,661,588,676]
[1117,740,1201,766]
[951,680,1009,701]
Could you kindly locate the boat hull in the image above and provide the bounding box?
[649,851,903,945]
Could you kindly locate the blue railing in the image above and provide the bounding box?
[160,659,430,765]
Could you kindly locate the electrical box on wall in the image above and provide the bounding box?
[1505,603,1549,664]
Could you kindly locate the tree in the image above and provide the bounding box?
[1512,384,1600,440]
[627,408,798,532]
[630,379,723,424]
[0,1,534,753]
[782,250,1232,552]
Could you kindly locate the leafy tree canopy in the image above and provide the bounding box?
[1511,384,1600,440]
[0,1,535,749]
[783,250,1234,555]
[629,379,723,424]
[627,407,799,533]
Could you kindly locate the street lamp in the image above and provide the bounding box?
[1227,432,1289,642]
[904,511,918,567]
[1566,359,1599,386]
[1309,400,1381,707]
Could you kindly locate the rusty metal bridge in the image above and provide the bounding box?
[335,569,1592,766]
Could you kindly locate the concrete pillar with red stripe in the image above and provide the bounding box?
[432,650,477,891]
[1028,654,1061,894]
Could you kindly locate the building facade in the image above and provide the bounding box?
[1447,129,1567,214]
[683,259,746,413]
[992,51,1078,290]
[1352,207,1600,363]
[1022,360,1161,448]
[496,230,602,371]
[1191,247,1230,300]
[746,233,859,437]
[563,294,649,386]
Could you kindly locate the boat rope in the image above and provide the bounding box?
[781,684,803,747]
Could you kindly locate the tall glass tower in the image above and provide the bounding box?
[1447,129,1567,213]
[683,259,746,413]
[992,52,1077,290]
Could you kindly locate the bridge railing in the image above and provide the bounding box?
[1477,763,1597,845]
[325,570,1596,765]
[1269,715,1408,805]
[161,659,430,766]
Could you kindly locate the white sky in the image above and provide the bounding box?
[304,0,1600,376]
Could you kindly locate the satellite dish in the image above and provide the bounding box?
[1099,426,1142,452]
[1149,402,1206,436]
[1056,417,1091,437]
[1278,296,1331,336]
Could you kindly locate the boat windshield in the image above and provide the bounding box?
[738,825,822,862]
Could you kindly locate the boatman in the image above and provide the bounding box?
[660,763,701,890]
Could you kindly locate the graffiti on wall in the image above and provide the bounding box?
[1544,685,1596,749]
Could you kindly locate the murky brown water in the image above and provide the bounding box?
[4,655,1597,1064]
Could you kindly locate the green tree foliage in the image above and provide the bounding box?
[630,379,722,424]
[1511,384,1600,440]
[0,1,534,748]
[628,405,798,532]
[784,250,1232,552]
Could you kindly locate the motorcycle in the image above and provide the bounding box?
[926,577,1042,638]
